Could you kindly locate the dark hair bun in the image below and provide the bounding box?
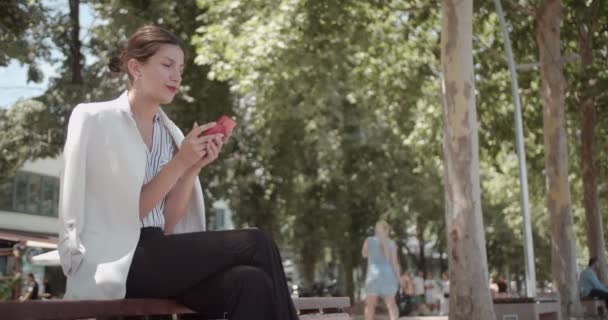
[109,26,183,81]
[108,56,123,73]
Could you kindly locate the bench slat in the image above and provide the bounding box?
[581,298,605,316]
[300,313,351,320]
[0,299,194,320]
[0,297,351,320]
[293,297,350,310]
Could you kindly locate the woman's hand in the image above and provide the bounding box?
[189,133,224,174]
[174,122,216,169]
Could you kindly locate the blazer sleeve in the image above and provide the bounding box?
[58,105,93,276]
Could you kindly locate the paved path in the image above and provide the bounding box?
[352,316,447,320]
[352,316,603,320]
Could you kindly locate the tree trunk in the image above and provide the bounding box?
[339,246,356,301]
[440,1,496,319]
[580,92,607,282]
[416,220,427,275]
[536,0,582,318]
[439,248,448,274]
[396,241,408,271]
[347,250,356,300]
[578,0,608,284]
[11,249,22,300]
[301,239,318,288]
[69,0,83,84]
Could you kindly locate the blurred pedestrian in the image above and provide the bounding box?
[439,272,449,315]
[396,272,415,316]
[362,220,401,320]
[413,270,426,309]
[424,272,440,314]
[19,273,39,301]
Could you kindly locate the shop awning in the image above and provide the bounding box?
[0,230,60,266]
[0,230,58,249]
[30,250,61,266]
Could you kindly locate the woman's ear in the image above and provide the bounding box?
[127,58,142,80]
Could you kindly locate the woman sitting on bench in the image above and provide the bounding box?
[58,25,298,320]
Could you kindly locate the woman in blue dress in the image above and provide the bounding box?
[362,220,401,320]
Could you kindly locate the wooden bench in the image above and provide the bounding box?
[493,297,559,320]
[581,297,605,317]
[0,296,351,320]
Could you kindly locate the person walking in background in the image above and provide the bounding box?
[396,272,415,316]
[424,272,440,314]
[413,270,424,303]
[496,275,508,297]
[413,270,426,312]
[399,272,415,296]
[439,272,449,315]
[362,220,401,320]
[19,273,39,301]
[41,277,53,299]
[489,275,499,298]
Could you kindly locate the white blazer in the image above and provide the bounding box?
[58,91,206,299]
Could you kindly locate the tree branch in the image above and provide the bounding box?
[509,2,536,17]
[374,0,434,13]
[516,54,580,71]
[386,5,425,13]
[590,0,606,35]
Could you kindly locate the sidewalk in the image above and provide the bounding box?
[352,317,447,320]
[351,316,604,320]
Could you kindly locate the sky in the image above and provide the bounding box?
[0,1,96,108]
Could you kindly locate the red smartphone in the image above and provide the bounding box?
[202,115,237,137]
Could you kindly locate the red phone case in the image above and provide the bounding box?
[203,115,236,136]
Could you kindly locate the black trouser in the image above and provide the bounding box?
[126,227,299,320]
[588,289,608,308]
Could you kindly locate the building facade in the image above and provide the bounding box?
[0,156,63,299]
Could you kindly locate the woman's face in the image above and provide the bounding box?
[133,44,184,105]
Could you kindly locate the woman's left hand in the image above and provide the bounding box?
[187,122,234,176]
[189,134,225,174]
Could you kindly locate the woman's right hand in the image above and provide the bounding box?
[174,122,218,169]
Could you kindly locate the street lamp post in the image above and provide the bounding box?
[493,0,537,298]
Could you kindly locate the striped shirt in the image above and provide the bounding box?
[141,113,175,229]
